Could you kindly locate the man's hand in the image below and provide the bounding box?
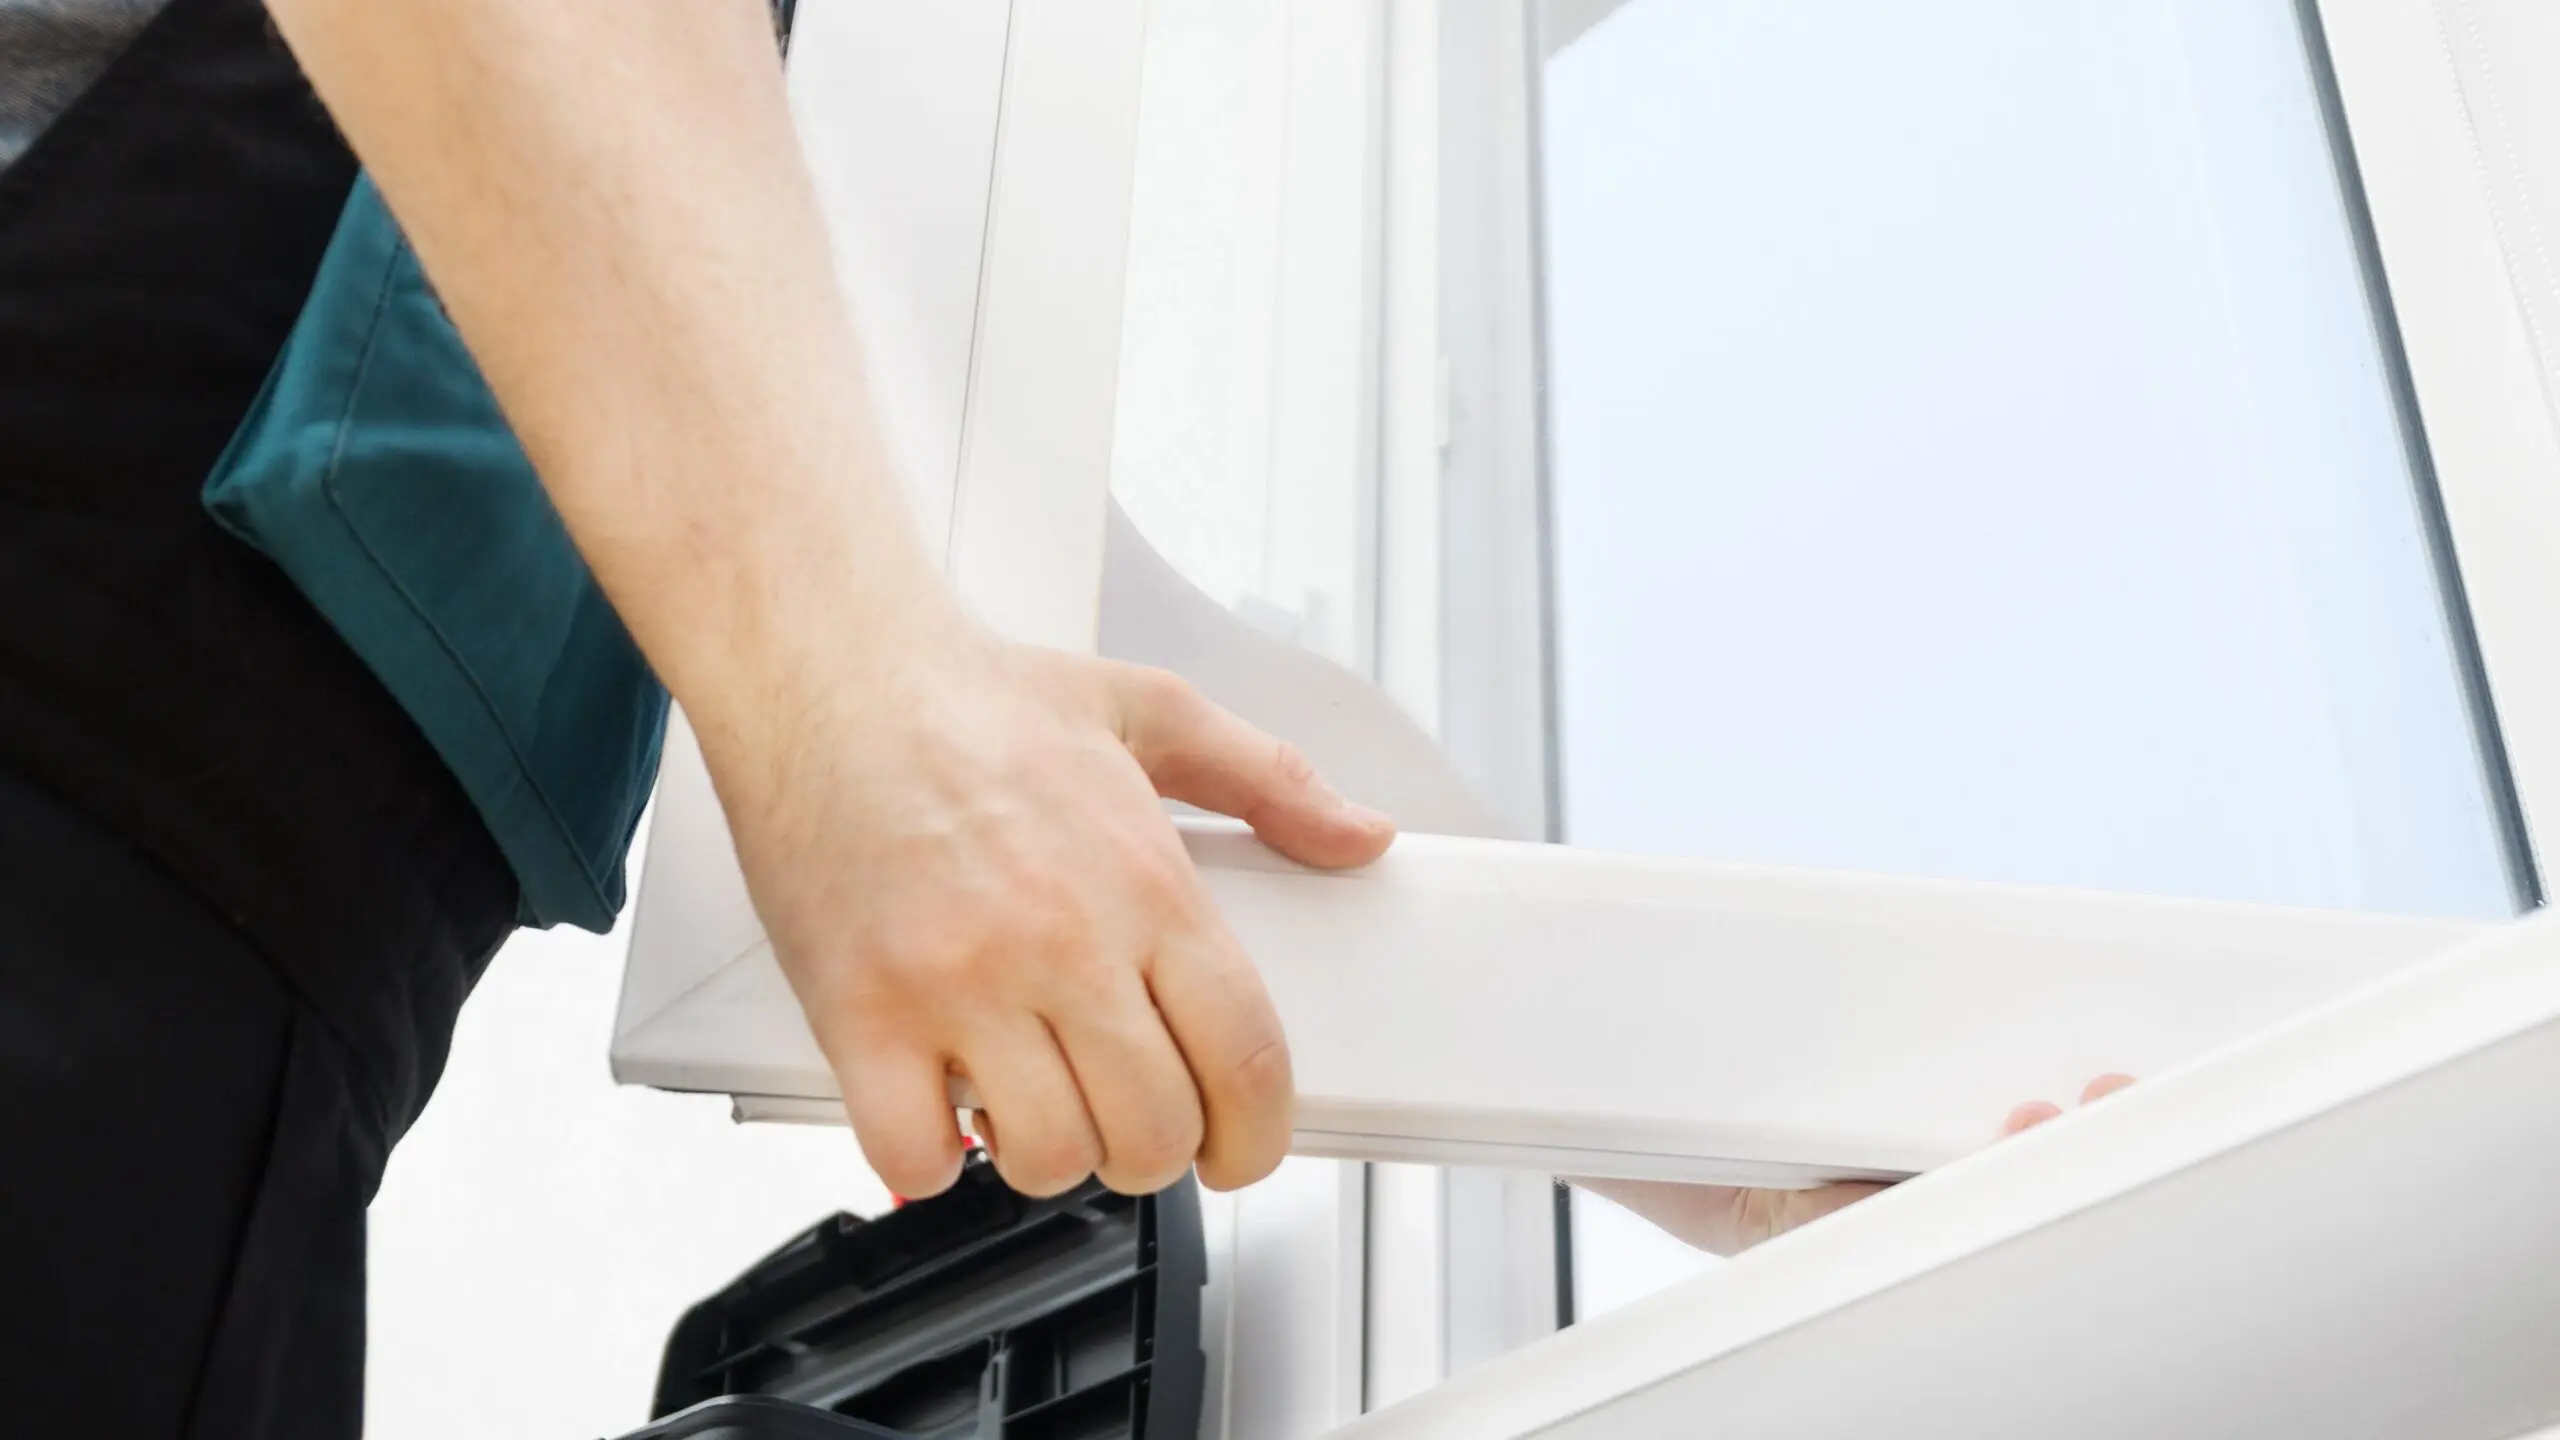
[716,615,1392,1202]
[258,0,1395,1204]
[1576,1074,2137,1257]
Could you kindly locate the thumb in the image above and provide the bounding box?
[1110,664,1396,868]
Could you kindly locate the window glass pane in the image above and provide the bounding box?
[1543,0,2517,913]
[1540,0,2524,1317]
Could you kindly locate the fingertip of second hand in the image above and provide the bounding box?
[2001,1101,2061,1136]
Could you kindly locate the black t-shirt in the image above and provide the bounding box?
[0,0,515,1100]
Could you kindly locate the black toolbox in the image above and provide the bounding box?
[617,1153,1206,1440]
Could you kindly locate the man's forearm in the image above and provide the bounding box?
[263,0,954,778]
[263,0,1400,1207]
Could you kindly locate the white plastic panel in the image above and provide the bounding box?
[1336,911,2560,1440]
[944,0,1149,652]
[1110,0,1386,678]
[619,817,2482,1186]
[1110,0,1308,638]
[617,708,756,1045]
[785,0,1010,556]
[1189,822,2482,1180]
[1097,507,1502,842]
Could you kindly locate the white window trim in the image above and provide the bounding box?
[617,0,2560,1433]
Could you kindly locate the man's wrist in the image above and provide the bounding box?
[664,526,979,812]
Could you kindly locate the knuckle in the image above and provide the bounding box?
[862,875,1106,998]
[898,908,1098,1011]
[858,918,979,997]
[1112,1117,1203,1192]
[1226,1033,1294,1113]
[858,1128,958,1199]
[1126,664,1201,719]
[1270,738,1318,790]
[998,1130,1101,1199]
[1118,666,1210,757]
[1120,841,1198,914]
[1044,949,1127,1013]
[1006,879,1101,957]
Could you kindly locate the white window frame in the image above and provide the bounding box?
[612,0,2560,1433]
[1361,0,2560,1431]
[1355,0,2560,1421]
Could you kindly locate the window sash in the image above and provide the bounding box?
[1344,0,2560,1429]
[619,0,2560,1432]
